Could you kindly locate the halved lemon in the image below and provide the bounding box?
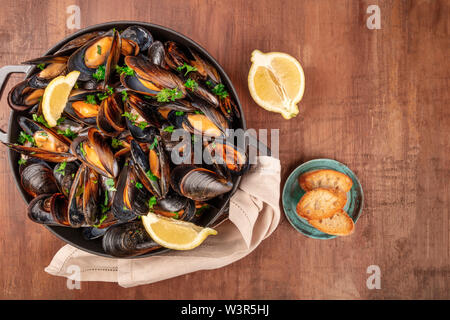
[42,71,80,127]
[248,50,305,119]
[142,212,218,250]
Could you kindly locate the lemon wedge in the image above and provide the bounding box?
[41,71,80,127]
[142,212,217,250]
[248,50,305,119]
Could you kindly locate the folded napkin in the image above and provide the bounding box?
[45,156,281,287]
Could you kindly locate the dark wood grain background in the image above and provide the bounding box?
[0,0,448,299]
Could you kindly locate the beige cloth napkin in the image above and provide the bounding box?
[45,156,281,288]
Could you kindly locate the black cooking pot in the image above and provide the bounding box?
[0,21,246,258]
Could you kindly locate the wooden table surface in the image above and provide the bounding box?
[0,0,448,299]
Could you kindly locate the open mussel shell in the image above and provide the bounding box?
[70,127,119,178]
[204,141,249,176]
[5,117,76,162]
[55,31,104,55]
[67,165,88,227]
[23,56,68,89]
[54,162,80,197]
[27,193,70,226]
[82,165,101,225]
[126,162,152,216]
[65,90,102,125]
[130,139,170,199]
[152,193,196,222]
[97,93,126,136]
[124,94,160,143]
[102,221,160,258]
[7,79,44,111]
[171,165,233,201]
[173,111,227,138]
[121,55,186,96]
[4,142,77,163]
[121,26,153,52]
[22,162,59,197]
[112,165,137,221]
[67,30,120,83]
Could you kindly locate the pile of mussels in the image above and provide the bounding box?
[3,25,248,257]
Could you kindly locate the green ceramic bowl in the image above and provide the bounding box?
[282,159,364,239]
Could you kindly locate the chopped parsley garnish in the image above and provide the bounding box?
[211,83,229,99]
[97,45,102,55]
[184,78,198,92]
[194,110,203,115]
[106,85,114,95]
[93,213,108,228]
[163,126,174,133]
[149,137,158,150]
[137,121,148,130]
[18,158,27,166]
[122,111,138,124]
[92,65,105,81]
[156,88,183,102]
[79,142,87,156]
[121,90,128,102]
[146,170,158,181]
[176,63,197,76]
[56,117,66,125]
[111,138,123,149]
[135,182,143,189]
[148,196,157,209]
[32,114,50,128]
[195,204,210,216]
[57,128,78,140]
[55,161,67,175]
[37,63,45,71]
[115,65,135,76]
[105,178,117,192]
[18,131,35,145]
[205,80,213,88]
[175,111,184,116]
[85,94,97,105]
[173,211,180,219]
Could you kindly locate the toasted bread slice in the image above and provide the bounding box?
[296,188,347,220]
[308,209,354,236]
[299,169,353,193]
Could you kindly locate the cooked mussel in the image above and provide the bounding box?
[3,117,77,163]
[54,161,80,197]
[152,192,196,222]
[27,193,70,226]
[130,139,170,199]
[23,56,68,88]
[67,30,120,85]
[112,164,136,221]
[97,92,126,136]
[7,79,44,111]
[71,127,119,178]
[147,41,165,66]
[102,221,160,257]
[22,162,59,197]
[121,26,153,53]
[170,165,233,201]
[204,141,249,176]
[121,55,186,97]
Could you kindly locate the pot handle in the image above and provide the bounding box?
[0,65,32,142]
